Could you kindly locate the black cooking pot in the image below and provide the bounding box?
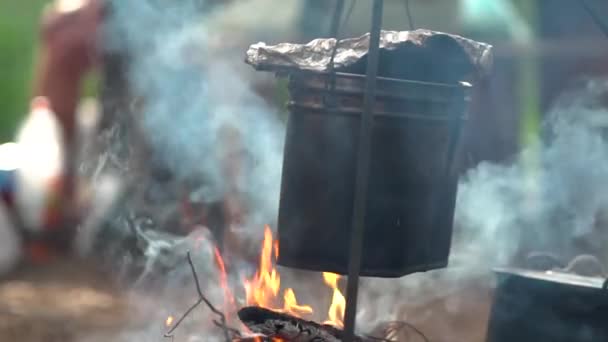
[486,267,608,342]
[276,71,470,277]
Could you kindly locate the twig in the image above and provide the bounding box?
[580,0,608,39]
[163,251,238,341]
[377,320,429,342]
[404,0,414,30]
[213,320,243,337]
[364,336,393,342]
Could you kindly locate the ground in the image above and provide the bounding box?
[0,258,495,342]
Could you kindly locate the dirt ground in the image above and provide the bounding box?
[397,283,493,342]
[0,258,494,342]
[0,259,140,342]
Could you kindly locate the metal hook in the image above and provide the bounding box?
[323,0,345,110]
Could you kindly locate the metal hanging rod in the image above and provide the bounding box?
[342,0,384,341]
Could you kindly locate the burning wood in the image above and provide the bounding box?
[235,307,427,342]
[237,306,430,342]
[163,233,429,342]
[237,306,363,342]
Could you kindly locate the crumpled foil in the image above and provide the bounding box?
[246,29,493,80]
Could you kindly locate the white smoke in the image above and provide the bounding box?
[456,78,608,269]
[96,0,608,338]
[103,0,284,233]
[355,79,608,336]
[99,0,287,338]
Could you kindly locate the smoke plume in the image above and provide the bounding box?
[104,0,284,209]
[455,78,608,269]
[95,0,608,339]
[354,79,608,336]
[96,0,287,339]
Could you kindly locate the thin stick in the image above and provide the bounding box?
[343,1,384,341]
[163,251,234,341]
[404,0,414,30]
[342,0,357,30]
[580,0,608,39]
[365,321,429,342]
[213,320,243,337]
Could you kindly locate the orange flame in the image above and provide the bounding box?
[214,246,236,317]
[165,315,174,327]
[207,224,349,328]
[244,225,312,317]
[322,272,346,327]
[250,337,285,342]
[244,225,280,307]
[283,288,313,315]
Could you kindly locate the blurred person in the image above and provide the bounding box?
[0,144,22,276]
[0,202,22,276]
[5,0,103,265]
[28,0,100,230]
[34,0,101,145]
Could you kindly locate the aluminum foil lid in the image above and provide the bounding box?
[245,29,493,82]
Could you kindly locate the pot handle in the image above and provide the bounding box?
[524,251,565,271]
[561,254,607,278]
[321,1,345,110]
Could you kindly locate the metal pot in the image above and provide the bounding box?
[276,71,471,277]
[486,267,608,342]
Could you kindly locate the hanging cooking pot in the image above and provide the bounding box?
[486,266,608,342]
[276,71,471,277]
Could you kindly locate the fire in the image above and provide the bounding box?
[244,226,280,306]
[214,246,236,316]
[244,225,312,317]
[165,315,174,327]
[201,224,346,331]
[251,337,284,342]
[283,288,313,315]
[322,272,346,327]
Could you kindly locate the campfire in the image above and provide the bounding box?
[137,24,491,342]
[8,0,608,341]
[84,2,491,341]
[164,225,354,341]
[242,226,347,329]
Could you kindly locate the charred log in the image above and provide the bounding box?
[237,306,364,342]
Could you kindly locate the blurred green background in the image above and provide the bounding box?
[0,0,532,146]
[0,1,48,143]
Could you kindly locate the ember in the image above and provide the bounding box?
[165,315,174,327]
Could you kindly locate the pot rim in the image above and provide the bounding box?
[493,266,607,290]
[289,70,472,87]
